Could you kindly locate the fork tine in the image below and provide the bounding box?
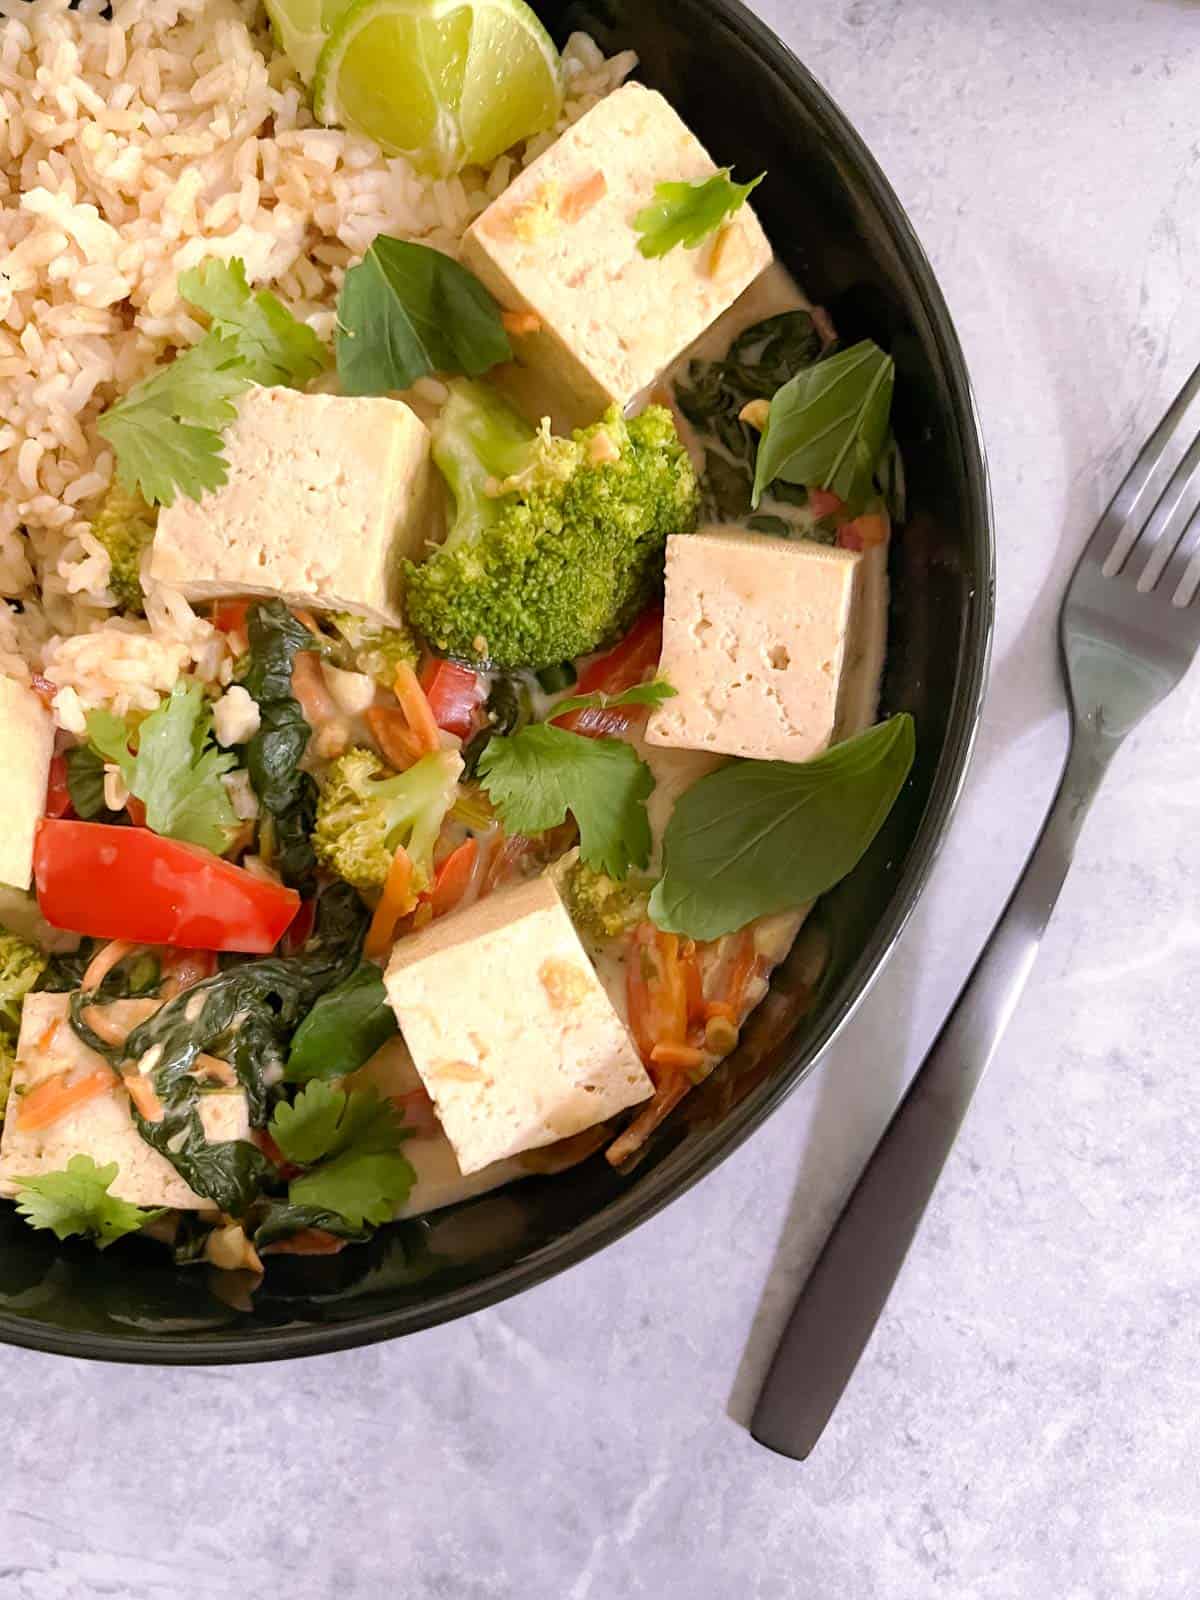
[1096,360,1200,575]
[1128,426,1200,590]
[1161,497,1200,607]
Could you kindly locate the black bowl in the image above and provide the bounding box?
[0,0,992,1362]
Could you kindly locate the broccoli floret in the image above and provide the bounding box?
[327,611,420,688]
[91,481,157,613]
[404,381,699,670]
[562,858,652,943]
[313,746,463,892]
[0,928,45,1124]
[0,928,46,1039]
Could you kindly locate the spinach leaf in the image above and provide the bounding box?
[252,1200,371,1250]
[649,714,916,940]
[39,942,155,999]
[69,883,368,1214]
[335,237,511,396]
[752,340,895,512]
[285,963,398,1084]
[239,600,321,886]
[63,745,109,820]
[674,311,823,524]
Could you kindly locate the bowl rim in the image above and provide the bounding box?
[0,0,994,1365]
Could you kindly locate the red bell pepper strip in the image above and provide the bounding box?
[33,820,300,953]
[553,608,664,738]
[419,658,484,740]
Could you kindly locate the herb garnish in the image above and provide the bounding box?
[633,169,764,258]
[335,236,512,395]
[650,715,916,939]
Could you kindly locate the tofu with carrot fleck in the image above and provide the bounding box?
[383,874,652,1174]
[461,83,772,420]
[0,993,249,1210]
[149,386,436,627]
[0,675,54,891]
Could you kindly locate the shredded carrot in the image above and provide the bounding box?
[393,662,441,755]
[17,1067,115,1131]
[80,1004,135,1048]
[837,511,889,552]
[649,1042,706,1071]
[125,1073,164,1123]
[262,1228,348,1256]
[430,837,478,919]
[501,309,542,336]
[606,1074,692,1167]
[365,845,417,959]
[480,832,531,895]
[626,923,689,1067]
[722,929,760,1018]
[681,950,705,1027]
[291,649,337,726]
[82,939,135,994]
[36,1019,61,1054]
[561,170,607,222]
[703,1000,737,1023]
[293,608,323,636]
[193,1053,236,1086]
[366,705,423,771]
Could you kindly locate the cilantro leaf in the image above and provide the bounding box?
[179,258,327,388]
[271,1082,414,1230]
[96,333,254,508]
[13,1155,165,1248]
[633,168,765,259]
[751,341,895,512]
[478,724,654,879]
[649,714,916,939]
[335,236,511,396]
[85,682,238,854]
[97,261,328,508]
[550,679,676,722]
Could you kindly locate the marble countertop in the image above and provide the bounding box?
[3,3,1199,1596]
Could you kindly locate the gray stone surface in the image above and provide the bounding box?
[3,2,1199,1595]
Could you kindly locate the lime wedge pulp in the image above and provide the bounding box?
[265,0,356,85]
[313,0,564,176]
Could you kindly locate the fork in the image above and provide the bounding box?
[750,361,1200,1460]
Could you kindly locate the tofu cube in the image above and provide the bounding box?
[0,993,250,1211]
[0,675,54,890]
[646,528,863,763]
[383,874,652,1174]
[149,386,435,626]
[461,83,773,419]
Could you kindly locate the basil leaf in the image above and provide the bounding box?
[64,745,108,819]
[752,341,894,512]
[335,237,511,396]
[649,714,916,940]
[286,963,398,1083]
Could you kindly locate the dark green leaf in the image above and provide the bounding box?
[12,1155,166,1248]
[335,237,511,395]
[271,1082,414,1231]
[752,340,894,511]
[634,169,764,258]
[64,745,108,820]
[252,1200,370,1249]
[179,257,327,388]
[239,600,322,886]
[649,714,916,939]
[478,723,654,879]
[134,1111,272,1217]
[286,963,398,1083]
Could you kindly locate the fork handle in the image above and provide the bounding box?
[750,733,1111,1460]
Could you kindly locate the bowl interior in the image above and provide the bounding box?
[0,0,991,1361]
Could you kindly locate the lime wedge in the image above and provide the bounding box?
[265,0,356,85]
[313,0,564,176]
